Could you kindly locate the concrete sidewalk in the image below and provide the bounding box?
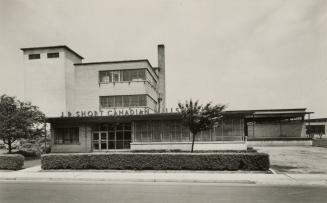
[0,166,326,186]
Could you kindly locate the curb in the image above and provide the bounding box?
[1,176,326,186]
[0,177,256,184]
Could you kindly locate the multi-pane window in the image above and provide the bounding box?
[134,118,245,143]
[28,54,40,60]
[54,128,79,144]
[47,52,59,58]
[92,123,131,150]
[100,71,112,83]
[134,120,190,142]
[99,69,146,83]
[100,95,150,108]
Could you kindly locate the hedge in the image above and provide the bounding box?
[41,152,269,171]
[0,154,24,170]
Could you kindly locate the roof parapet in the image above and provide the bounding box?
[20,45,84,59]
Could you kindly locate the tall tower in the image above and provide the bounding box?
[157,44,166,111]
[21,46,83,117]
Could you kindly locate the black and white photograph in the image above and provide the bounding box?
[0,0,326,202]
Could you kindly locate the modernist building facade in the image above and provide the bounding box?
[21,45,311,153]
[22,45,165,117]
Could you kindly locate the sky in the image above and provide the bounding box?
[0,0,326,117]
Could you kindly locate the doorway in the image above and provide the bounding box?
[92,123,131,151]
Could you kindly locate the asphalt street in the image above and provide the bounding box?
[0,181,326,203]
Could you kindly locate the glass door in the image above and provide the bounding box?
[93,131,108,151]
[92,132,99,150]
[92,123,132,151]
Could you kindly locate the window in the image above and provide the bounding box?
[130,95,139,107]
[54,128,79,144]
[28,54,40,60]
[306,125,325,135]
[100,95,150,108]
[115,96,122,107]
[47,52,59,58]
[112,71,120,82]
[108,97,115,107]
[134,120,190,142]
[99,69,146,83]
[123,96,131,107]
[139,95,146,106]
[99,71,112,83]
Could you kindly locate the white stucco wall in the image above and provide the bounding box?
[23,46,160,117]
[71,62,159,113]
[64,51,82,113]
[23,48,82,117]
[23,49,67,117]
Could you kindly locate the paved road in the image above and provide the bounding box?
[0,181,326,203]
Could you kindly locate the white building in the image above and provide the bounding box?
[21,45,166,117]
[20,45,310,152]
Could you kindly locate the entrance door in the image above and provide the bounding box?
[92,123,132,151]
[92,131,108,150]
[92,132,100,150]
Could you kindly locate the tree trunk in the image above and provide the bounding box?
[191,132,196,153]
[8,139,12,154]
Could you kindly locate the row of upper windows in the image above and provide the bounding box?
[100,94,157,109]
[99,69,145,83]
[100,95,147,108]
[99,69,157,88]
[28,52,59,60]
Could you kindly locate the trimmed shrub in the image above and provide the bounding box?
[0,154,24,170]
[0,142,5,149]
[41,152,269,171]
[16,137,51,158]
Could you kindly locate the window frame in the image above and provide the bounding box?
[47,52,60,58]
[54,127,79,145]
[28,54,41,60]
[100,94,155,108]
[98,69,153,84]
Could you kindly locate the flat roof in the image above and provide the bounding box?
[74,59,158,79]
[232,108,307,112]
[47,113,182,123]
[255,108,306,111]
[74,59,153,68]
[46,111,253,123]
[46,109,312,124]
[306,118,327,123]
[20,45,84,59]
